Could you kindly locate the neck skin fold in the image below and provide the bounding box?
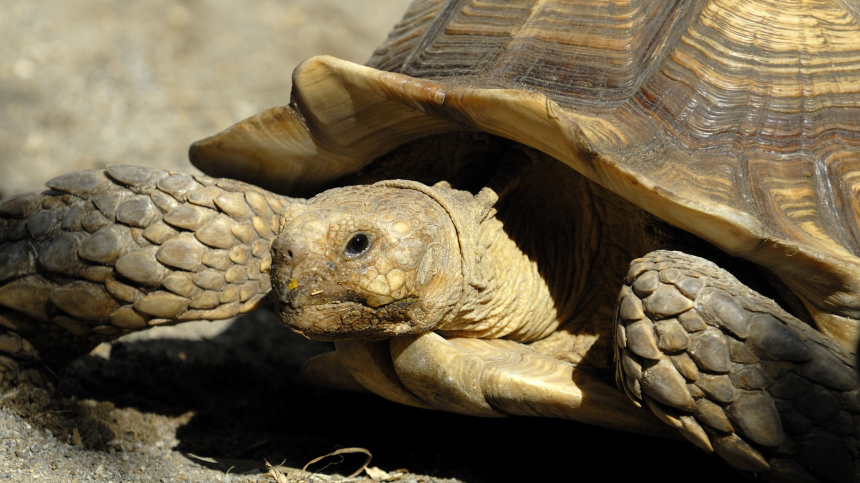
[432,197,561,343]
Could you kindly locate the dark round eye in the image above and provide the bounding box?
[344,233,371,258]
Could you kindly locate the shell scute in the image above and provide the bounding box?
[193,0,860,342]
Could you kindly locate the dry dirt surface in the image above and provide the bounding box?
[0,1,743,482]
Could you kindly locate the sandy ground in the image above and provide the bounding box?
[0,2,743,482]
[0,0,412,197]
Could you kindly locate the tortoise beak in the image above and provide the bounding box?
[271,233,341,309]
[273,275,299,306]
[273,256,338,309]
[272,265,296,306]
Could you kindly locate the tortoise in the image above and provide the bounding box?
[1,0,860,481]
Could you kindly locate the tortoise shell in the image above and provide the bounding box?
[190,0,860,348]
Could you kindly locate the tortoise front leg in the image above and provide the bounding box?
[617,250,859,481]
[312,331,674,437]
[0,166,297,390]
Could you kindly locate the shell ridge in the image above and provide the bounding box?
[812,144,859,255]
[613,1,706,109]
[399,0,473,76]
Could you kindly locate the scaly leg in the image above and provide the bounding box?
[0,166,297,389]
[617,250,859,481]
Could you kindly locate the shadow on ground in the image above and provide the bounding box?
[20,312,740,482]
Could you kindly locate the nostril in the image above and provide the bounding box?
[273,234,304,262]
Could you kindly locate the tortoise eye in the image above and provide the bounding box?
[344,233,371,258]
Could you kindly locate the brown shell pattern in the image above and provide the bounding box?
[192,0,860,334]
[371,0,860,258]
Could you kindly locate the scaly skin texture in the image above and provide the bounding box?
[617,251,860,481]
[273,183,464,339]
[273,179,560,343]
[0,165,295,387]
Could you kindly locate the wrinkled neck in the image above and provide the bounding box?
[435,209,561,342]
[431,156,667,353]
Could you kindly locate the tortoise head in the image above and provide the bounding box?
[271,183,463,340]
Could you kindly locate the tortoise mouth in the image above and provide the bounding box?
[276,297,423,342]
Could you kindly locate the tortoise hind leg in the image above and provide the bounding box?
[0,313,59,390]
[0,166,298,390]
[0,308,108,391]
[617,250,859,482]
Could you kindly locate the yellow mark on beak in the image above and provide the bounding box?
[288,278,299,290]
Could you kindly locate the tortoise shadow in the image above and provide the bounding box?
[50,310,739,482]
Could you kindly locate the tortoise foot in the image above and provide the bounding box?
[615,250,860,482]
[0,327,56,392]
